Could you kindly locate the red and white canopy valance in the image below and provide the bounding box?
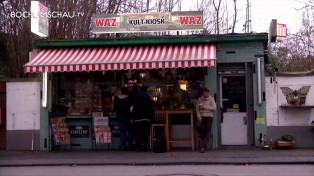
[24,44,217,73]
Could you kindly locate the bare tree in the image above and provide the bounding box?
[212,0,222,34]
[231,0,237,33]
[0,0,34,78]
[0,0,125,78]
[197,0,241,34]
[270,0,314,72]
[146,0,150,12]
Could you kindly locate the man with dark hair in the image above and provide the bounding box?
[113,87,133,150]
[133,86,155,151]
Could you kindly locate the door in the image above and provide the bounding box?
[220,76,248,145]
[6,81,41,150]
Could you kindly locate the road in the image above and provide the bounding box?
[0,165,313,176]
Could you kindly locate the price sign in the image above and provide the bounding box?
[277,23,287,40]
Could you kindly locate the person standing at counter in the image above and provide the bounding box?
[196,87,216,153]
[129,84,140,115]
[133,86,155,151]
[113,87,133,150]
[129,84,140,146]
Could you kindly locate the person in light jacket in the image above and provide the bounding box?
[196,87,216,153]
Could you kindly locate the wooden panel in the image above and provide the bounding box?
[165,109,194,151]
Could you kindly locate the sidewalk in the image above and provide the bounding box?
[0,147,313,166]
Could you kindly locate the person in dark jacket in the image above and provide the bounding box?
[129,84,140,144]
[133,86,154,151]
[129,84,140,117]
[113,87,133,150]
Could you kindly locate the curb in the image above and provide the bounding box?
[1,161,314,167]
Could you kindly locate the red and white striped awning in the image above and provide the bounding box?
[24,44,216,73]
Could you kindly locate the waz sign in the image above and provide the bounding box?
[92,11,203,34]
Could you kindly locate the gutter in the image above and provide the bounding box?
[276,70,314,76]
[34,33,268,48]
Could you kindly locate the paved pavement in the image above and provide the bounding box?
[0,147,313,166]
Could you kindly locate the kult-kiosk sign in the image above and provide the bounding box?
[92,11,203,34]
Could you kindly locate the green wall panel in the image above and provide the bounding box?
[216,41,267,147]
[253,58,267,146]
[206,67,218,148]
[40,75,51,151]
[217,42,264,63]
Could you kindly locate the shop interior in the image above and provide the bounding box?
[49,67,207,150]
[52,67,206,115]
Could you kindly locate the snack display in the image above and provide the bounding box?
[94,126,111,144]
[50,117,71,145]
[92,112,112,144]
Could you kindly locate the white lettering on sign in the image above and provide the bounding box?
[70,130,88,135]
[277,23,287,39]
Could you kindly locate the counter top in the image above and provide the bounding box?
[66,115,91,119]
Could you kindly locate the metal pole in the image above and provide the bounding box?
[31,112,36,151]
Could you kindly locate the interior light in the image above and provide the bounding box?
[178,80,188,91]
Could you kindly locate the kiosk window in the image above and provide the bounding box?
[222,76,246,112]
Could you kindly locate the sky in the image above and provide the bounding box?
[251,0,307,34]
[181,0,308,34]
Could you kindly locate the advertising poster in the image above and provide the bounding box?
[50,117,71,145]
[92,112,111,144]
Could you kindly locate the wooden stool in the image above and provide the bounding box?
[150,124,166,149]
[150,111,166,150]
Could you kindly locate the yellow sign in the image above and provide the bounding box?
[256,117,265,124]
[233,104,239,109]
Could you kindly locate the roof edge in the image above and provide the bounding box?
[34,33,268,48]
